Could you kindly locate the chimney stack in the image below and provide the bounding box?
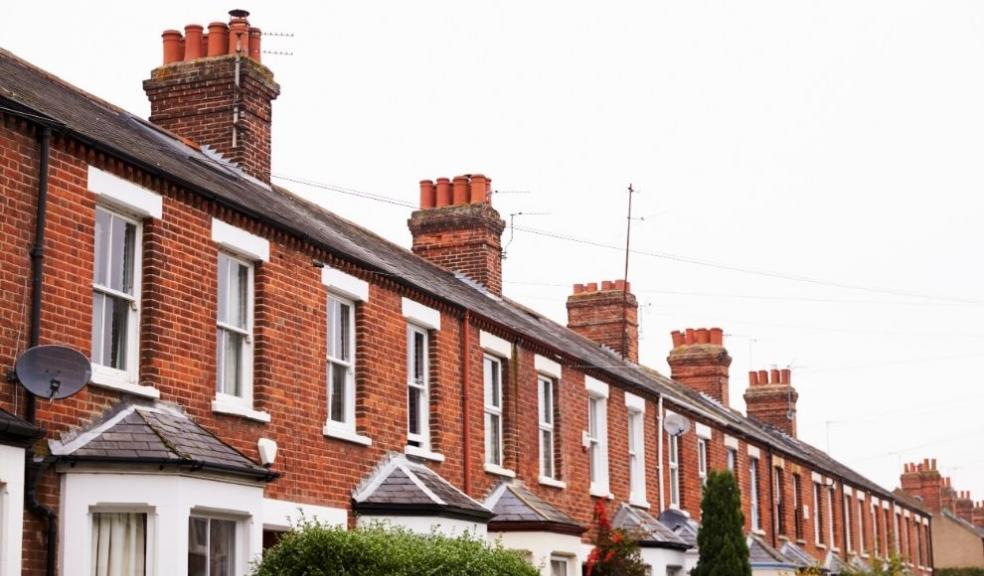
[743,367,799,437]
[667,328,731,406]
[144,10,280,183]
[973,501,984,528]
[955,490,975,524]
[566,280,639,362]
[408,174,506,295]
[899,458,944,513]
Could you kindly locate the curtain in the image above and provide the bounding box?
[91,512,146,576]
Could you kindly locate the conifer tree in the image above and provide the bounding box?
[691,470,752,576]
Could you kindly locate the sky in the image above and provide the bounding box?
[4,1,984,497]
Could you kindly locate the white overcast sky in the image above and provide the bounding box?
[5,1,984,497]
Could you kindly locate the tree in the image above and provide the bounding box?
[691,470,752,576]
[585,500,649,576]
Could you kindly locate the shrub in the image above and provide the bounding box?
[691,470,752,576]
[251,518,539,576]
[936,570,984,576]
[584,500,649,576]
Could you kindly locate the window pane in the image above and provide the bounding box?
[109,216,136,294]
[91,292,105,365]
[540,380,552,424]
[188,517,208,576]
[338,302,350,361]
[541,429,553,477]
[490,362,500,407]
[107,295,129,370]
[413,331,424,382]
[233,262,248,329]
[218,330,243,397]
[588,399,597,437]
[92,512,146,576]
[551,559,567,576]
[217,254,229,324]
[93,209,110,287]
[486,413,501,465]
[329,362,347,423]
[209,519,236,576]
[408,387,420,435]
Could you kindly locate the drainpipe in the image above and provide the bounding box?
[767,446,776,549]
[461,311,472,494]
[657,395,665,511]
[24,125,58,576]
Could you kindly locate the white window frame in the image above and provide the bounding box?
[726,447,737,472]
[538,375,558,482]
[484,354,507,472]
[586,378,610,498]
[90,206,158,398]
[814,482,824,546]
[697,438,708,488]
[844,493,853,553]
[773,467,785,536]
[188,512,244,576]
[749,457,761,531]
[871,500,880,556]
[550,555,571,576]
[406,324,431,450]
[668,433,680,508]
[894,509,901,554]
[626,395,647,507]
[827,485,835,550]
[89,506,154,576]
[323,293,371,446]
[857,495,866,554]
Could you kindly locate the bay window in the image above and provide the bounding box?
[91,512,147,576]
[188,516,236,576]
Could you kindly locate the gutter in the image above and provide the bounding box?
[56,455,280,482]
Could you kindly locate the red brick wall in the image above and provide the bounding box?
[566,281,639,362]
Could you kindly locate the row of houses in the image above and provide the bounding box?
[0,11,936,576]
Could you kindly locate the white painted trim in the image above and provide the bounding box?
[747,445,761,459]
[323,425,372,447]
[871,496,880,507]
[88,165,163,219]
[695,422,712,440]
[812,471,823,483]
[0,445,26,576]
[262,498,346,531]
[624,391,646,413]
[585,376,609,399]
[903,509,910,518]
[89,368,160,399]
[480,331,512,357]
[724,434,739,449]
[404,445,445,462]
[211,218,270,262]
[856,491,865,501]
[401,298,441,330]
[773,457,785,469]
[538,476,567,489]
[534,355,562,379]
[843,486,853,497]
[922,516,929,526]
[321,267,369,301]
[629,499,651,510]
[484,463,516,478]
[50,404,143,455]
[882,501,891,510]
[211,397,271,423]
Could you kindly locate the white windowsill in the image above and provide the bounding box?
[405,445,445,462]
[211,398,271,423]
[90,368,160,399]
[751,528,766,536]
[668,505,691,518]
[323,425,372,446]
[484,463,516,478]
[629,499,651,510]
[539,476,567,489]
[590,486,613,499]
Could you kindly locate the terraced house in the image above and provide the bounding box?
[0,11,933,576]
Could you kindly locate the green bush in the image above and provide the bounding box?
[251,518,539,576]
[936,570,984,576]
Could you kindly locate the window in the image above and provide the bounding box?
[484,355,504,466]
[407,325,430,448]
[91,512,147,576]
[327,295,356,430]
[627,408,646,504]
[668,433,680,508]
[774,468,786,536]
[826,486,835,549]
[697,439,708,488]
[872,502,880,556]
[91,207,141,380]
[844,494,853,553]
[857,496,866,554]
[188,517,236,576]
[894,510,901,554]
[749,457,761,530]
[792,474,803,540]
[884,508,891,554]
[726,447,737,472]
[550,556,569,576]
[215,252,253,404]
[585,381,609,497]
[915,521,922,565]
[538,376,557,479]
[814,482,825,546]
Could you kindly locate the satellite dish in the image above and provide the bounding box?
[663,412,691,437]
[14,345,91,400]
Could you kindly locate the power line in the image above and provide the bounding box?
[272,174,417,208]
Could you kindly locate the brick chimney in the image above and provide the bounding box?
[408,175,506,295]
[973,501,984,528]
[743,368,798,437]
[667,328,731,406]
[566,280,639,362]
[955,490,975,523]
[143,10,280,182]
[899,459,943,513]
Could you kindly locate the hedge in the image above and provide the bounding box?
[251,519,540,576]
[936,570,984,576]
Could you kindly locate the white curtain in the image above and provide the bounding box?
[91,512,146,576]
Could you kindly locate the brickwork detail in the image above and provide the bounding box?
[666,327,730,406]
[566,280,638,362]
[743,368,798,437]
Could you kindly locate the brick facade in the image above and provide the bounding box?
[566,280,639,362]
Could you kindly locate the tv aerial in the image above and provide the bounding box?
[662,412,691,437]
[14,345,91,400]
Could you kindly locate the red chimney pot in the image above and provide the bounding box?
[184,25,204,61]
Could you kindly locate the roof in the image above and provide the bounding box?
[0,47,915,510]
[823,550,848,574]
[747,534,800,569]
[353,453,493,522]
[611,504,690,550]
[778,540,818,568]
[485,480,585,535]
[48,402,274,480]
[0,407,44,448]
[657,508,701,548]
[941,508,984,540]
